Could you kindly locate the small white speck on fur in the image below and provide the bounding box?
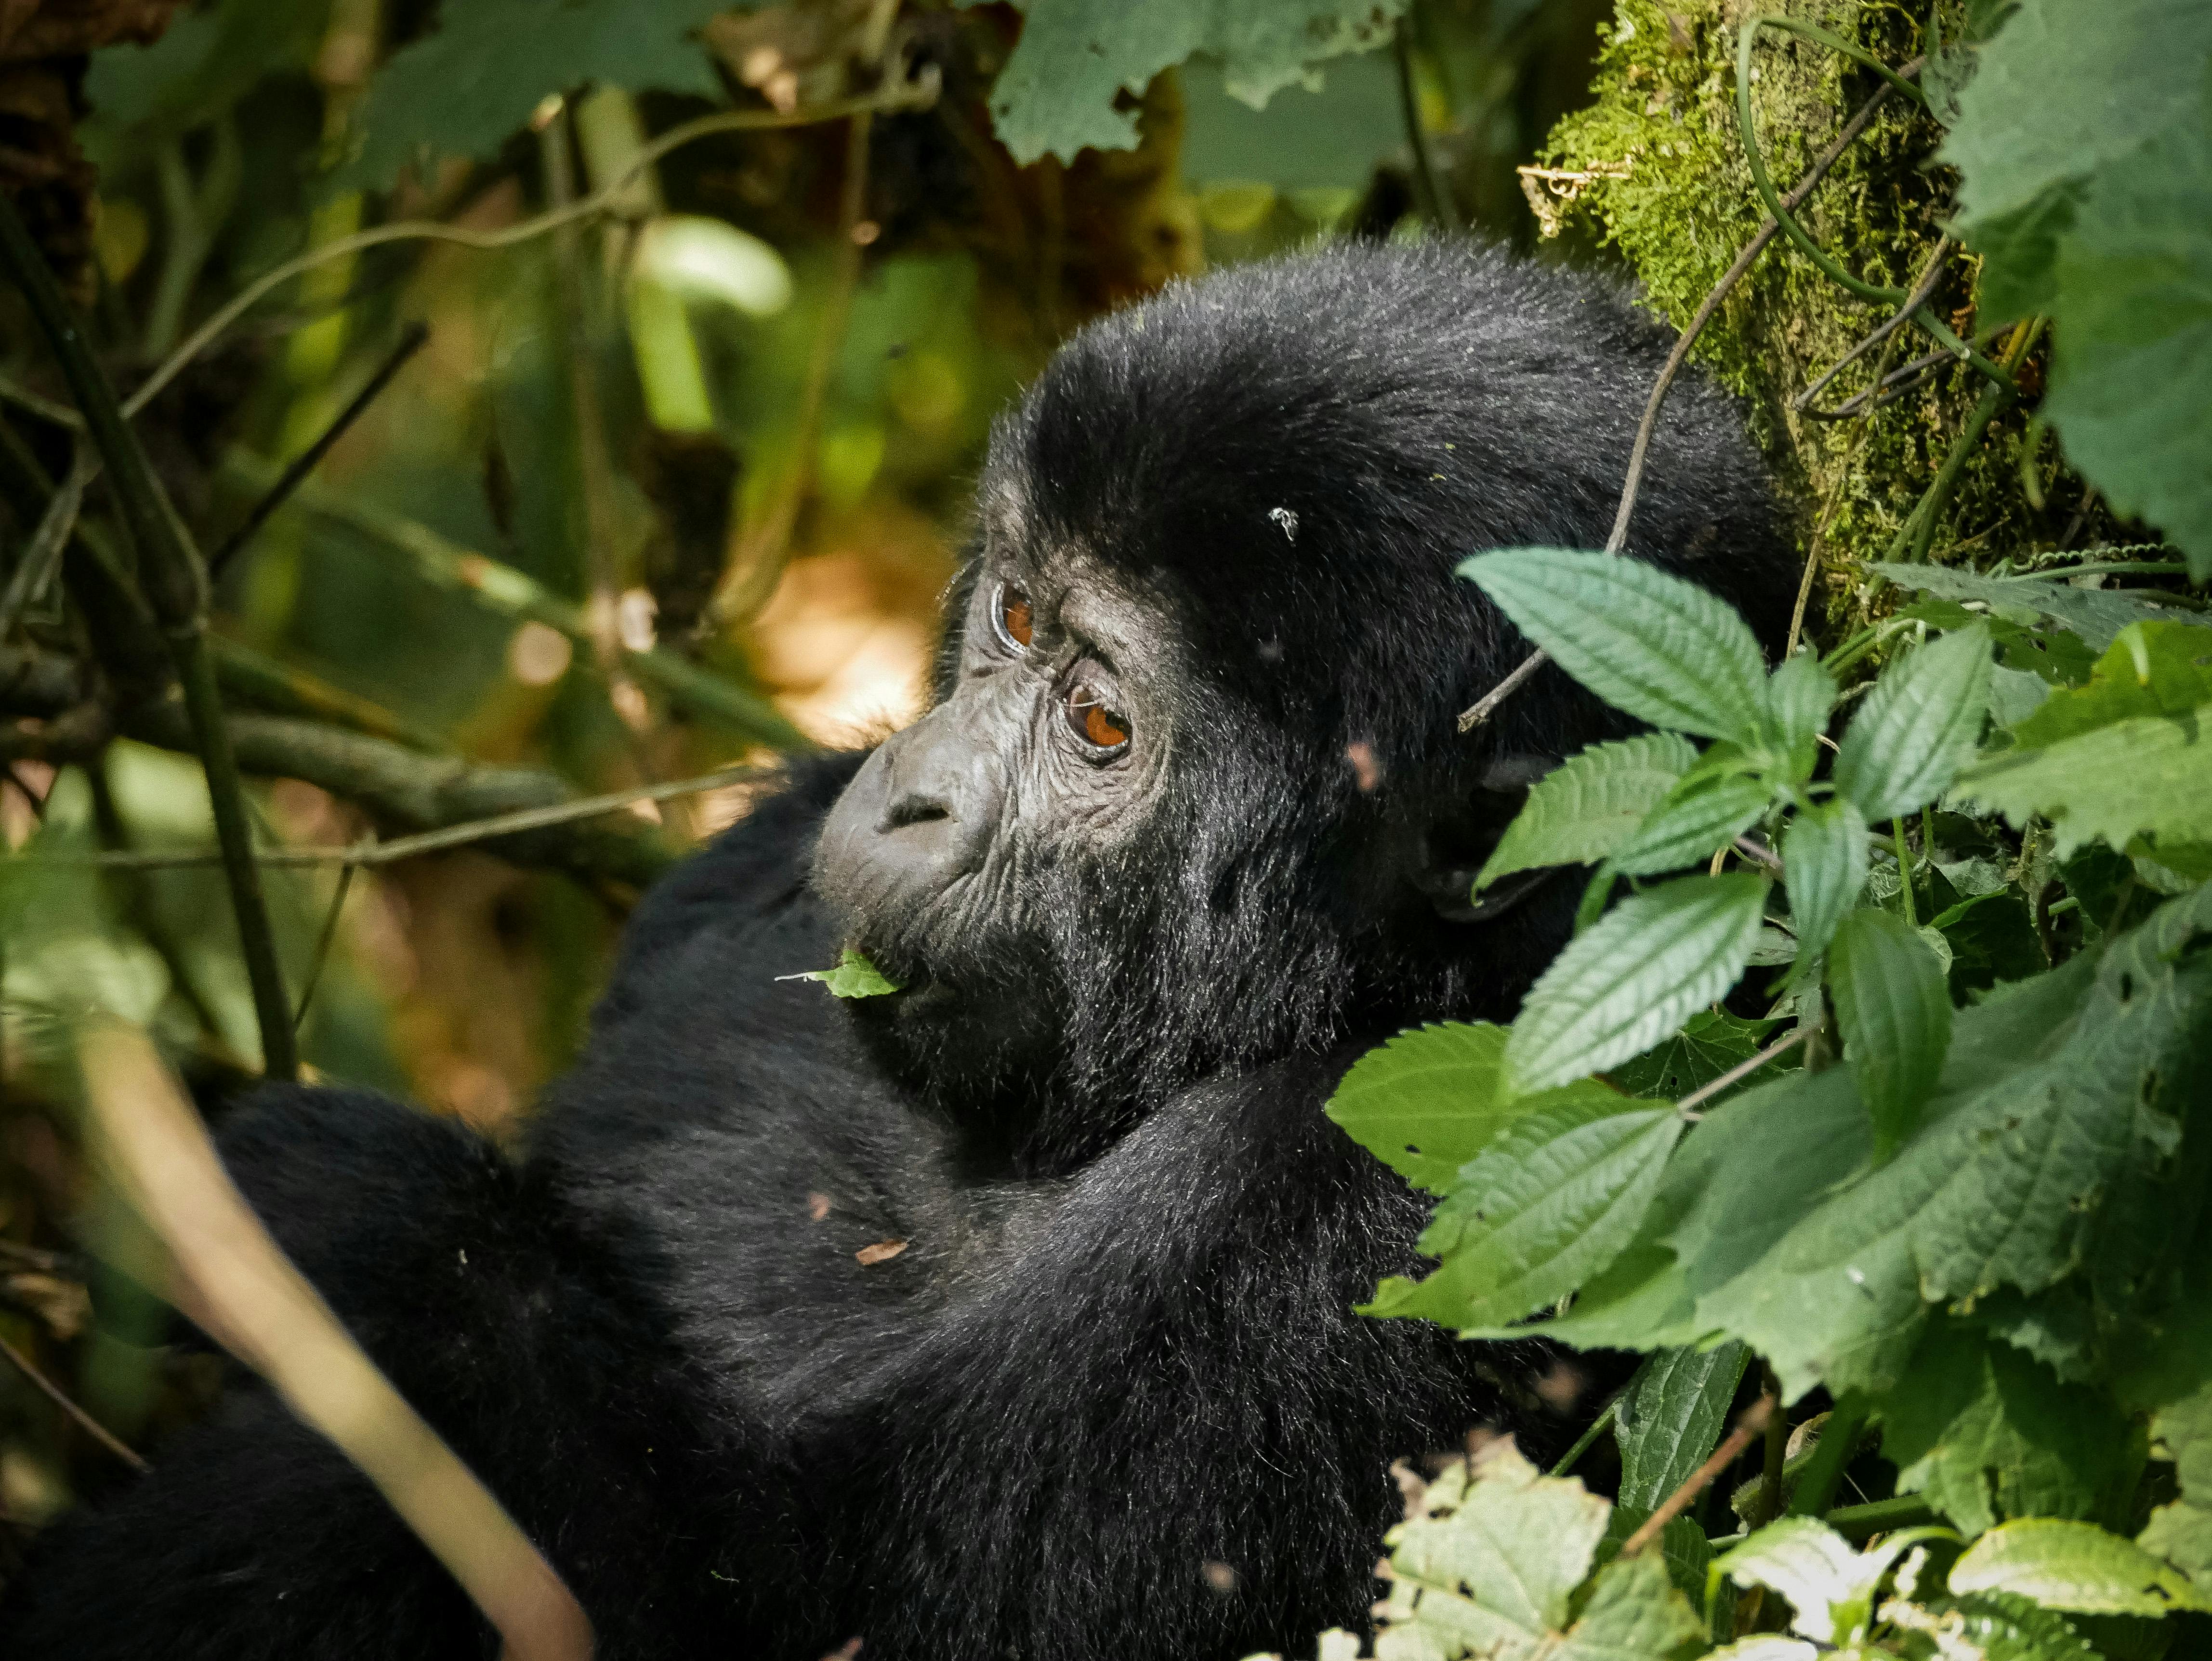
[1269,506,1299,541]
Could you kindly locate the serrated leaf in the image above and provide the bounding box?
[1870,562,2211,653]
[2039,71,2212,578]
[1476,733,1699,890]
[1610,773,1772,878]
[1939,0,2212,324]
[1830,909,1953,1159]
[1667,885,2212,1401]
[1459,548,1767,742]
[1364,1100,1683,1331]
[1614,1343,1751,1514]
[777,948,901,998]
[1955,706,2212,859]
[1781,799,1870,963]
[1833,625,1995,821]
[1703,1642,1815,1661]
[331,0,733,192]
[1950,1519,2212,1617]
[1881,1320,2135,1538]
[1325,1022,1617,1194]
[1506,874,1770,1093]
[1762,653,1839,769]
[1936,1593,2101,1661]
[961,0,1408,164]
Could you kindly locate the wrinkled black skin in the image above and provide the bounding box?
[1,243,1791,1660]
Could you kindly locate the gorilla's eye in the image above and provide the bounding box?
[1065,677,1131,754]
[992,582,1035,653]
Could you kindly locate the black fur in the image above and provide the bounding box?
[0,243,1790,1659]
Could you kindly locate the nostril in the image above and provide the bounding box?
[881,794,952,832]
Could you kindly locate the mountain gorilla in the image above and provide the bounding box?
[2,242,1791,1659]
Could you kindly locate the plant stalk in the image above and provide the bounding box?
[0,191,298,1080]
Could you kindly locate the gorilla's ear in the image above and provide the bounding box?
[1410,753,1562,924]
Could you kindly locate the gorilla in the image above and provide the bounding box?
[1,241,1790,1659]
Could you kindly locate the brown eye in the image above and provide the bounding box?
[992,581,1034,652]
[1066,683,1131,751]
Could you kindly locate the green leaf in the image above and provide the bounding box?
[1870,562,2211,654]
[1615,1342,1751,1512]
[1956,706,2212,859]
[1668,886,2212,1401]
[1459,548,1767,742]
[1610,772,1771,879]
[83,0,323,170]
[1881,1320,2137,1538]
[1762,653,1839,771]
[1364,1100,1684,1331]
[1832,625,1995,821]
[1505,873,1770,1093]
[1938,0,2212,324]
[1932,889,2047,999]
[1935,1594,2102,1661]
[1325,1022,1618,1195]
[1606,1010,1786,1102]
[2139,1381,2212,1579]
[960,0,1407,164]
[331,0,733,192]
[777,948,901,999]
[1950,1519,2212,1617]
[1476,733,1699,890]
[1712,1517,1943,1645]
[1830,909,1953,1159]
[2006,621,2212,747]
[1781,799,1870,963]
[2041,84,2212,580]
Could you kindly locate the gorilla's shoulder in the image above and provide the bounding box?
[593,749,865,1030]
[217,1085,522,1306]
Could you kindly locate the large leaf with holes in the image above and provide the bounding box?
[1476,733,1698,889]
[332,0,733,191]
[2139,1380,2212,1579]
[1955,707,2212,858]
[956,0,1406,163]
[1375,1444,1701,1661]
[1459,549,1767,743]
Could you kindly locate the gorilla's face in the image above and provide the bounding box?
[813,542,1208,1149]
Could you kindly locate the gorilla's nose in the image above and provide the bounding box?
[814,706,1004,920]
[875,713,997,859]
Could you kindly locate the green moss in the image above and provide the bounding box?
[1537,0,2090,646]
